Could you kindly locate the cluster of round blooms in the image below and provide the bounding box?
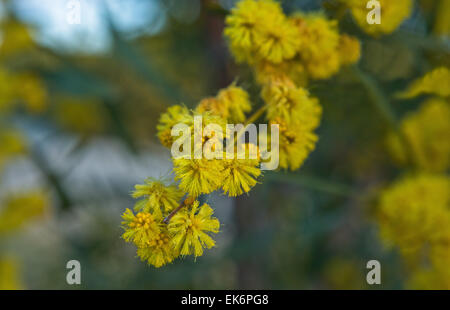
[224,0,361,81]
[381,66,450,288]
[123,0,356,268]
[342,0,413,36]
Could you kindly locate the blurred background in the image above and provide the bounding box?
[0,0,448,289]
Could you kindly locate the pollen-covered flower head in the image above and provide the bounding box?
[343,0,413,36]
[377,174,450,262]
[196,85,251,124]
[387,98,450,173]
[136,227,176,268]
[173,158,225,198]
[222,143,262,197]
[262,80,322,128]
[271,117,318,171]
[168,200,220,257]
[291,12,341,79]
[156,105,190,148]
[398,67,450,99]
[254,59,308,87]
[132,177,184,217]
[121,209,161,248]
[225,0,300,64]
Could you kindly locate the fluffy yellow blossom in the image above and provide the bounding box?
[272,117,319,171]
[262,80,322,128]
[156,105,190,148]
[197,85,251,123]
[173,158,225,198]
[224,0,299,64]
[0,258,23,290]
[338,34,361,66]
[292,13,341,80]
[344,0,413,36]
[221,144,261,197]
[217,85,251,123]
[132,178,184,217]
[387,98,450,173]
[377,174,450,262]
[18,73,47,113]
[0,129,27,171]
[0,191,48,235]
[398,67,450,99]
[121,209,161,248]
[136,228,176,268]
[253,16,300,64]
[168,200,220,257]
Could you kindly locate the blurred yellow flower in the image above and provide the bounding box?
[0,20,34,58]
[0,129,27,171]
[292,12,341,80]
[433,0,450,36]
[377,174,450,262]
[387,98,450,173]
[338,34,361,66]
[344,0,413,36]
[18,73,48,113]
[168,200,220,257]
[398,67,450,99]
[54,96,106,136]
[0,191,49,235]
[0,258,22,290]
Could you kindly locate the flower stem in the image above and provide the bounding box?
[350,66,418,167]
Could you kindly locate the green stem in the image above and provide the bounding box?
[266,172,354,197]
[350,66,418,167]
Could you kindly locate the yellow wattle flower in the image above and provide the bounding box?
[0,129,27,171]
[292,12,341,80]
[398,67,450,99]
[221,144,261,197]
[136,229,176,268]
[338,34,361,66]
[132,178,184,218]
[196,85,252,123]
[121,209,161,248]
[216,85,251,123]
[377,174,450,263]
[156,105,190,148]
[0,191,48,235]
[262,80,322,128]
[173,158,225,198]
[387,98,450,173]
[224,0,299,64]
[272,117,319,171]
[344,0,413,36]
[168,201,220,257]
[0,258,23,290]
